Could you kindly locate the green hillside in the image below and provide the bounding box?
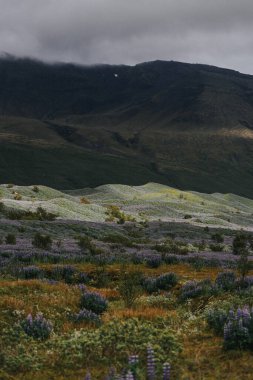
[1,182,253,229]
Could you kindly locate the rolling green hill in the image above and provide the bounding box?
[1,182,253,230]
[1,57,253,197]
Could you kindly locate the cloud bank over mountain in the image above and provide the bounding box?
[0,0,253,73]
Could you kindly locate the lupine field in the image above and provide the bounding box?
[0,183,253,379]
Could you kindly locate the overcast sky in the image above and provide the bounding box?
[0,0,253,74]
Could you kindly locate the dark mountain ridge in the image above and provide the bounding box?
[0,56,253,197]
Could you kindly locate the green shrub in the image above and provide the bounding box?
[224,307,253,350]
[32,185,39,193]
[5,233,16,245]
[32,233,52,250]
[209,243,224,252]
[211,233,224,243]
[80,197,90,204]
[21,313,53,340]
[118,272,143,308]
[0,202,4,213]
[102,233,133,247]
[205,307,228,335]
[7,207,57,221]
[215,272,236,291]
[80,291,108,315]
[155,273,179,291]
[233,233,248,255]
[143,294,174,309]
[54,318,181,368]
[77,235,102,255]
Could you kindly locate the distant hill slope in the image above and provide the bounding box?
[1,182,253,230]
[1,57,253,197]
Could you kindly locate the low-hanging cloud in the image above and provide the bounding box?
[0,0,253,73]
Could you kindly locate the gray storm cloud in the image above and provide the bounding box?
[0,0,253,73]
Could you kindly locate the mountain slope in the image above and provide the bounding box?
[0,57,253,197]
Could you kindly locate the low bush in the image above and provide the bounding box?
[80,291,108,315]
[142,277,158,294]
[142,272,178,294]
[215,271,236,291]
[118,272,143,308]
[180,279,215,301]
[143,294,174,309]
[80,197,90,204]
[205,307,229,335]
[156,273,179,291]
[55,318,181,368]
[145,256,162,268]
[32,233,52,250]
[77,236,102,255]
[224,307,253,350]
[50,265,77,283]
[102,233,133,247]
[19,265,43,279]
[32,185,39,193]
[21,313,53,340]
[233,233,249,255]
[211,233,224,243]
[72,308,101,325]
[7,207,57,221]
[209,243,224,252]
[5,233,16,245]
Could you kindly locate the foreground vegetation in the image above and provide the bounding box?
[0,184,253,379]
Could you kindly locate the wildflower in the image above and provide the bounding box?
[147,346,156,380]
[163,362,171,380]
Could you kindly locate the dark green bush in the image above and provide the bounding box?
[80,291,108,315]
[5,233,16,245]
[118,272,143,308]
[211,232,224,243]
[205,307,228,335]
[32,233,52,250]
[233,233,248,255]
[155,272,179,291]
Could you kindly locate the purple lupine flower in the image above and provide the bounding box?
[236,308,243,320]
[147,346,156,380]
[242,306,251,326]
[238,318,249,337]
[128,355,139,366]
[79,284,87,293]
[125,371,134,380]
[73,308,101,325]
[84,371,92,380]
[26,313,33,324]
[21,312,53,340]
[228,309,235,320]
[224,321,232,341]
[163,363,171,380]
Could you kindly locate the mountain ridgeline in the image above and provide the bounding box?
[0,56,253,197]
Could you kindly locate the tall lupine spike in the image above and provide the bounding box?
[228,309,235,320]
[128,355,139,380]
[236,308,243,320]
[242,306,251,326]
[147,346,156,380]
[84,371,92,380]
[163,363,171,380]
[128,355,139,366]
[125,370,134,380]
[224,321,231,341]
